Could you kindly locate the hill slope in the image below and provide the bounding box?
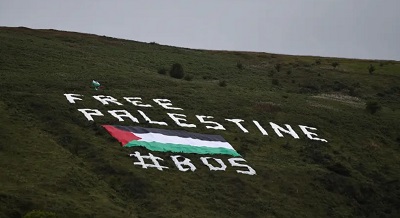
[0,27,399,218]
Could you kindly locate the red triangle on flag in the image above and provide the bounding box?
[102,125,141,146]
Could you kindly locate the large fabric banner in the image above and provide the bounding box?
[103,125,240,157]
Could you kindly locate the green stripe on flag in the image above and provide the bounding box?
[125,141,241,157]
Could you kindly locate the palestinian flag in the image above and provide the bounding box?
[102,125,240,157]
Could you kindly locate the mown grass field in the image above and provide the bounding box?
[0,27,399,218]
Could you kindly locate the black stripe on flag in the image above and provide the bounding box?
[113,125,227,142]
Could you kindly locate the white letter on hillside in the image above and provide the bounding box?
[225,119,249,133]
[196,115,226,130]
[228,158,257,176]
[200,157,227,171]
[299,125,328,142]
[269,122,299,139]
[153,99,183,110]
[93,95,123,105]
[124,97,152,107]
[253,120,268,136]
[108,110,139,123]
[138,110,167,126]
[171,155,196,172]
[77,109,103,121]
[167,113,196,128]
[64,94,83,104]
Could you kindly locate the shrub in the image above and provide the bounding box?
[331,62,339,69]
[184,74,193,81]
[169,63,184,79]
[315,59,321,65]
[236,62,243,70]
[286,69,292,75]
[274,63,281,72]
[218,80,227,87]
[368,64,375,74]
[272,79,279,86]
[157,67,167,75]
[366,101,381,114]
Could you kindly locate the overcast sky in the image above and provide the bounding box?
[1,0,399,60]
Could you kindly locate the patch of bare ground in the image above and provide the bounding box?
[312,93,365,108]
[307,100,339,111]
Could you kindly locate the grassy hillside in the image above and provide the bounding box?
[0,27,399,218]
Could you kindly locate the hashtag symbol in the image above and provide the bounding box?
[129,151,168,171]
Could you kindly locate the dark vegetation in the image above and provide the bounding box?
[0,27,400,218]
[169,63,184,79]
[365,101,382,114]
[218,80,227,87]
[331,62,339,69]
[236,62,243,70]
[368,64,376,74]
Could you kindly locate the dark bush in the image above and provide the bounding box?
[315,59,321,65]
[368,64,375,74]
[274,63,281,72]
[272,79,279,86]
[169,63,184,79]
[366,101,381,114]
[331,62,339,69]
[218,80,227,87]
[157,67,167,75]
[236,62,243,70]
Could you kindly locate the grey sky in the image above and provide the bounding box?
[1,0,399,60]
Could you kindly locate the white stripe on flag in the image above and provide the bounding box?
[132,132,235,150]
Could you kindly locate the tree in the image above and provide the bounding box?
[331,62,339,69]
[366,101,381,114]
[368,64,375,74]
[169,63,184,79]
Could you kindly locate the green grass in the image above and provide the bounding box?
[0,26,400,218]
